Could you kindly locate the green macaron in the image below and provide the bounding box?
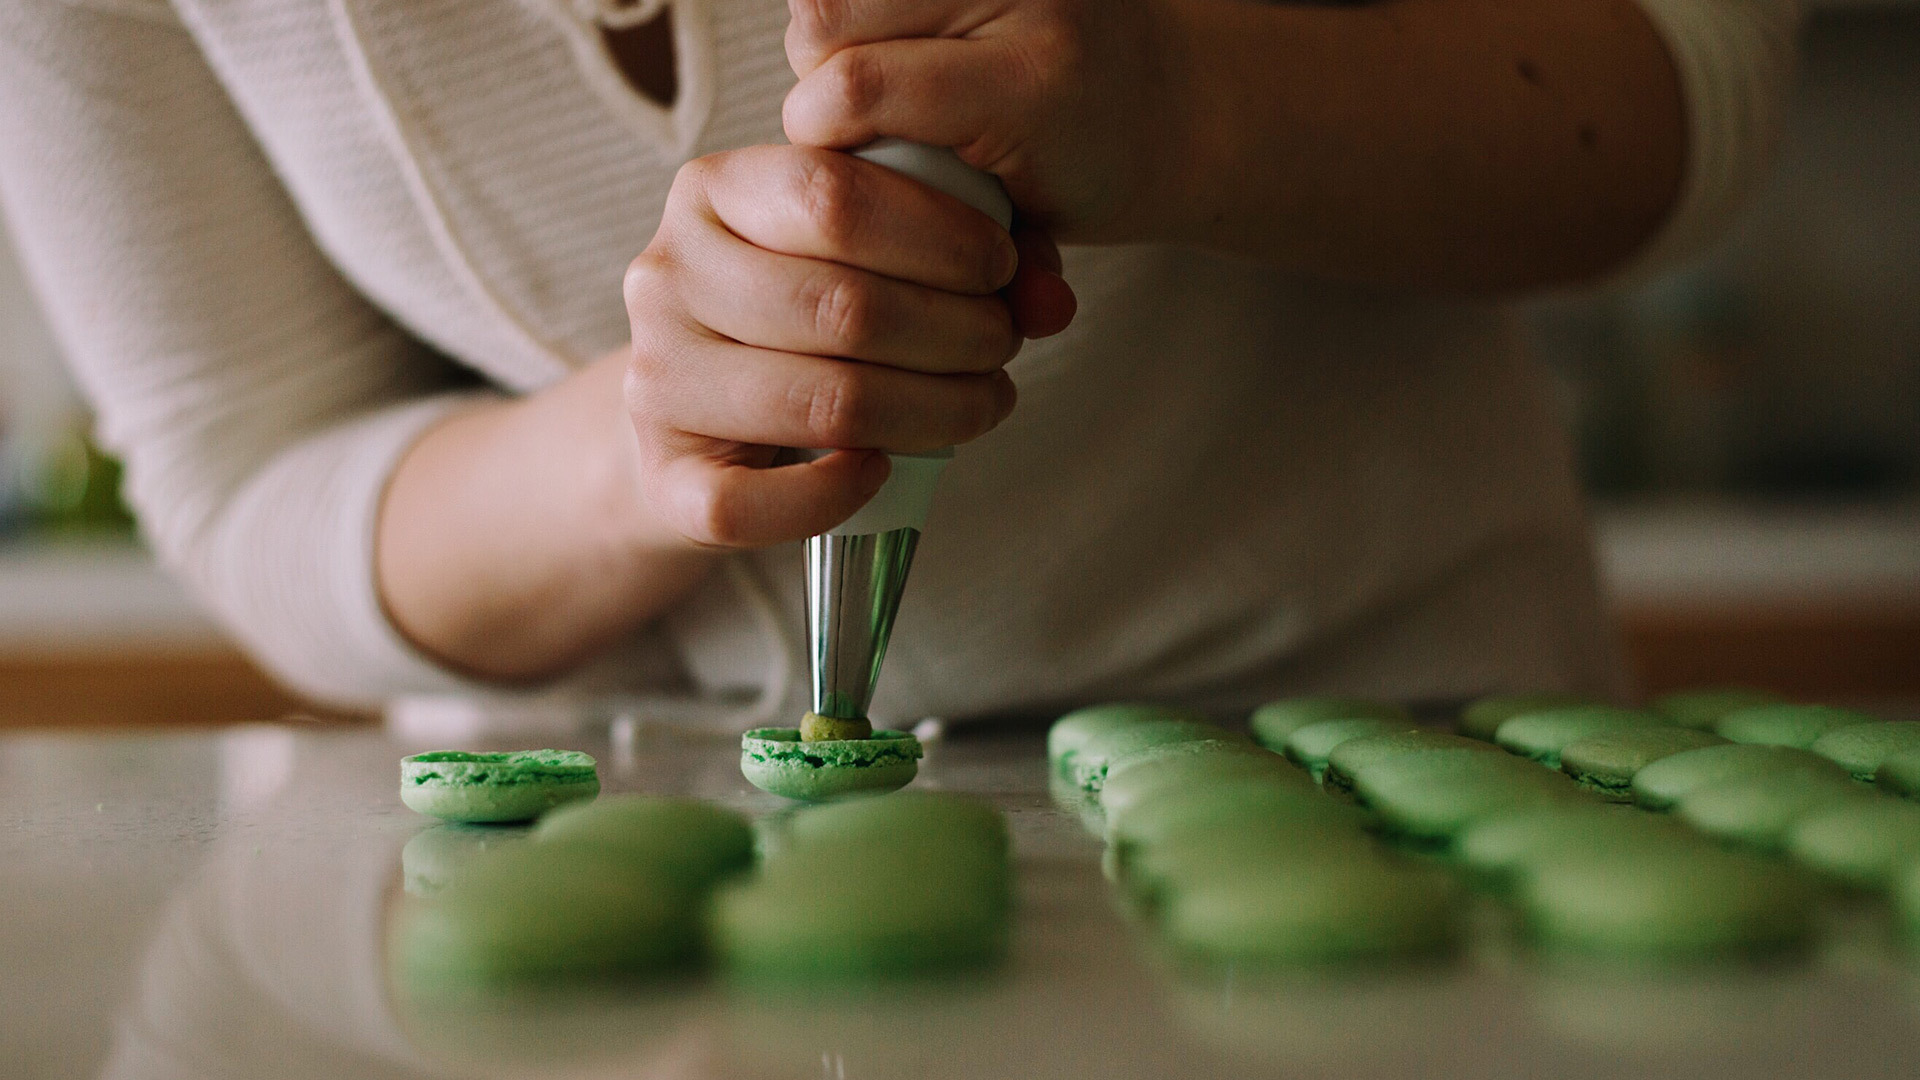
[738,727,922,802]
[1558,728,1728,802]
[1067,718,1242,793]
[532,794,754,890]
[1516,846,1817,961]
[1714,703,1876,749]
[1105,775,1367,859]
[1121,821,1379,909]
[1047,703,1209,779]
[1676,770,1874,851]
[1284,717,1417,782]
[1631,743,1849,811]
[1893,861,1920,947]
[1877,749,1920,799]
[1458,693,1598,742]
[1651,687,1783,731]
[1097,741,1300,818]
[1247,697,1411,752]
[1451,804,1702,890]
[782,789,1009,859]
[1493,706,1669,769]
[389,843,701,990]
[1783,797,1920,889]
[399,750,599,824]
[1323,730,1501,794]
[1159,857,1463,969]
[1350,751,1585,845]
[1809,721,1920,782]
[710,837,1009,983]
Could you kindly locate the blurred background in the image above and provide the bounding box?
[1,5,1916,727]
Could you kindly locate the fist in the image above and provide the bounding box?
[782,0,1175,242]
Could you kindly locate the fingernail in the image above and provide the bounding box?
[992,236,1020,289]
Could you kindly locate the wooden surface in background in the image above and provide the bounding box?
[0,650,358,728]
[1621,601,1920,701]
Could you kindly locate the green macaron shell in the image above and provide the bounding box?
[1105,776,1367,857]
[532,795,754,890]
[1630,744,1849,811]
[1878,749,1920,799]
[1809,720,1920,782]
[1676,771,1874,850]
[390,844,701,989]
[1284,717,1416,781]
[1351,752,1584,844]
[1248,696,1411,751]
[1323,730,1501,793]
[1517,847,1818,960]
[711,830,1010,982]
[1458,693,1597,742]
[1047,703,1209,778]
[1451,804,1702,889]
[1493,706,1669,769]
[1160,858,1463,968]
[1068,719,1241,793]
[1097,742,1300,818]
[1895,861,1920,945]
[783,790,1009,857]
[739,728,922,802]
[1652,687,1783,731]
[1558,728,1729,801]
[1783,797,1920,889]
[399,750,599,824]
[1714,703,1877,749]
[1121,822,1378,909]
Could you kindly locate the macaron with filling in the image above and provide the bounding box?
[1714,704,1875,749]
[1493,706,1669,769]
[739,727,922,802]
[399,750,599,824]
[1558,728,1728,802]
[1631,743,1848,811]
[1248,697,1411,752]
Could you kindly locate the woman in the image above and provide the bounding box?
[0,0,1798,724]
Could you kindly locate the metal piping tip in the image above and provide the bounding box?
[806,528,921,721]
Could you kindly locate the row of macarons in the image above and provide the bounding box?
[391,788,1011,991]
[1047,692,1920,966]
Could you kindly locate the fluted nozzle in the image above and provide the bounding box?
[806,529,921,721]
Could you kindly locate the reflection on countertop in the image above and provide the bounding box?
[8,722,1920,1080]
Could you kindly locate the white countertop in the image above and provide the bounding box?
[6,722,1920,1080]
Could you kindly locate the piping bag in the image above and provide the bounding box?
[801,139,1014,734]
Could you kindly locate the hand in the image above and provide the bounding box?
[781,0,1181,242]
[622,144,1064,550]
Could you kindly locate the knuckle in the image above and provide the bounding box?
[804,271,878,352]
[621,252,665,313]
[800,368,871,447]
[788,150,866,248]
[822,48,885,119]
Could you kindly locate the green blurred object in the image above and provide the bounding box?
[18,423,135,536]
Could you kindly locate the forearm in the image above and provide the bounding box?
[375,350,720,683]
[1157,0,1687,291]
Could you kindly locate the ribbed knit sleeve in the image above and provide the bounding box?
[1626,0,1803,274]
[0,0,495,707]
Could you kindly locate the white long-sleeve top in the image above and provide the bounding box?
[0,0,1799,725]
